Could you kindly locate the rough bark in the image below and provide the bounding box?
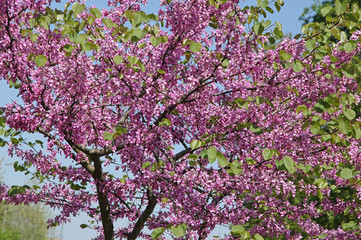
[96,184,114,240]
[127,190,157,240]
[92,155,114,240]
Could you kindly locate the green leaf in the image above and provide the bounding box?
[242,231,251,239]
[189,41,202,52]
[152,227,165,239]
[301,24,310,35]
[340,168,353,179]
[231,225,245,236]
[310,121,320,134]
[216,152,228,168]
[90,8,102,19]
[340,31,347,42]
[344,41,356,53]
[254,234,264,240]
[72,3,85,15]
[273,27,284,39]
[159,118,171,127]
[38,16,51,29]
[268,36,275,44]
[115,126,127,136]
[34,55,48,67]
[222,58,229,68]
[10,138,19,145]
[131,11,148,27]
[279,50,292,61]
[30,33,38,42]
[142,161,151,169]
[171,224,187,238]
[344,108,356,120]
[83,41,99,52]
[80,224,88,229]
[262,148,273,160]
[128,56,138,66]
[189,160,197,166]
[257,0,269,8]
[113,55,123,65]
[160,35,168,43]
[188,154,199,160]
[130,28,146,42]
[137,60,146,72]
[138,43,146,48]
[292,61,303,73]
[339,117,351,135]
[190,140,202,150]
[103,18,115,29]
[354,126,361,139]
[305,39,316,50]
[103,131,115,141]
[150,36,161,47]
[275,21,282,31]
[75,34,87,44]
[296,105,308,115]
[207,147,217,164]
[253,22,264,35]
[342,221,356,230]
[320,6,334,17]
[335,0,347,16]
[283,156,296,173]
[249,124,262,134]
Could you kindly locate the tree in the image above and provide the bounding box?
[0,160,58,240]
[0,229,20,240]
[0,203,53,240]
[299,0,356,24]
[1,0,361,239]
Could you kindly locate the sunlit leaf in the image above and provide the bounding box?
[152,227,165,239]
[171,224,187,238]
[34,55,48,67]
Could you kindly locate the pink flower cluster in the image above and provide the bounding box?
[1,0,361,239]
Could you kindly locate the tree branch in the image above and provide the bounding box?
[90,155,114,240]
[127,189,157,240]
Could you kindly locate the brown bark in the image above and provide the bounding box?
[91,155,114,240]
[127,190,157,240]
[96,184,114,240]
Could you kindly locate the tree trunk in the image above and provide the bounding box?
[127,191,157,240]
[92,155,114,240]
[97,184,114,240]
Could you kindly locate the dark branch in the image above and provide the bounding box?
[127,189,157,240]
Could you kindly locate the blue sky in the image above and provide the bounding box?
[0,0,314,239]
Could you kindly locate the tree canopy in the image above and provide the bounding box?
[1,0,361,239]
[299,0,359,24]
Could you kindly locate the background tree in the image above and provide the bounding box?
[0,159,58,240]
[299,0,358,24]
[1,0,361,239]
[0,229,20,240]
[0,203,53,240]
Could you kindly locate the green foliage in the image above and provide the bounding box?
[189,41,202,53]
[0,203,55,240]
[190,139,202,150]
[276,156,296,173]
[262,148,274,160]
[207,147,217,163]
[151,227,165,239]
[34,55,48,67]
[170,223,187,238]
[231,224,251,239]
[0,229,21,240]
[0,159,58,240]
